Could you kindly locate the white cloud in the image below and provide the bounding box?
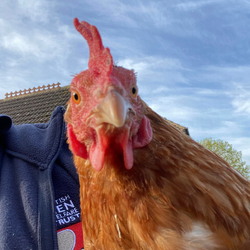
[83,0,174,30]
[186,65,250,116]
[198,65,250,85]
[0,0,67,63]
[195,88,223,96]
[152,86,170,94]
[1,32,38,56]
[189,121,241,147]
[0,72,31,98]
[0,31,67,62]
[117,58,148,73]
[83,0,139,28]
[0,19,8,32]
[232,93,250,114]
[134,2,171,29]
[175,0,225,11]
[145,95,200,125]
[57,25,80,40]
[229,84,250,114]
[17,0,52,23]
[118,56,188,81]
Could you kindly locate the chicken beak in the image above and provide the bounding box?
[95,89,132,128]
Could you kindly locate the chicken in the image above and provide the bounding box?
[64,18,250,250]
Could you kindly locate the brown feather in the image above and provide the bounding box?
[68,102,250,250]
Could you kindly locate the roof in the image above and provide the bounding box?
[0,85,70,125]
[166,119,190,136]
[0,84,190,135]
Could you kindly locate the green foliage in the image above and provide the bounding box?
[198,137,250,178]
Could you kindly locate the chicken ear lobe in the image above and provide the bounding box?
[67,124,88,159]
[133,115,153,148]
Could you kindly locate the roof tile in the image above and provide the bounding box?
[0,85,70,125]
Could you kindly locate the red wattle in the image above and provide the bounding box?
[120,129,134,170]
[89,143,105,172]
[67,125,88,159]
[123,139,134,170]
[89,127,108,172]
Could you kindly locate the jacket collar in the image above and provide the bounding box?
[4,106,66,169]
[0,114,12,134]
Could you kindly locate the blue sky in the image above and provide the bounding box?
[0,0,250,164]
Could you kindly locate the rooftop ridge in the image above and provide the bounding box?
[5,82,61,99]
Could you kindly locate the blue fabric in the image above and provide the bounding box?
[0,115,12,134]
[0,107,80,250]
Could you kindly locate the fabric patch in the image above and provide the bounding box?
[57,222,84,250]
[55,194,81,228]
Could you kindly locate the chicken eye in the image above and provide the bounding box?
[72,91,81,105]
[131,85,138,98]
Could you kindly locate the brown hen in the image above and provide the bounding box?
[65,18,250,250]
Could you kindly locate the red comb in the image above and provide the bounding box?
[74,18,113,77]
